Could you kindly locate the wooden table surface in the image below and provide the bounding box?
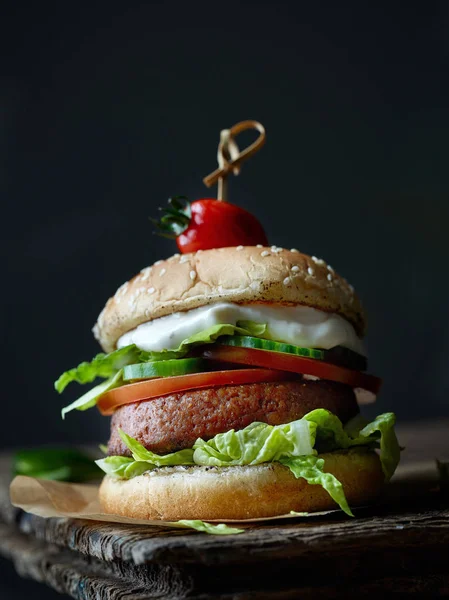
[1,420,448,599]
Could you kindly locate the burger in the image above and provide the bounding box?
[56,245,399,521]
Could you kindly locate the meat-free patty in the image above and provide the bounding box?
[108,380,358,456]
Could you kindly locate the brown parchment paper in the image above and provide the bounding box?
[9,475,338,527]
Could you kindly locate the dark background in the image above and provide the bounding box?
[2,1,449,448]
[2,1,449,597]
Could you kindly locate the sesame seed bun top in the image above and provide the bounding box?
[93,246,365,353]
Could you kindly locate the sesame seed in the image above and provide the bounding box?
[140,268,152,281]
[236,245,244,251]
[190,270,196,280]
[327,265,334,273]
[256,244,263,248]
[115,297,121,304]
[148,287,155,294]
[327,273,333,281]
[290,248,299,253]
[283,277,291,286]
[154,260,163,266]
[307,267,314,276]
[261,250,270,257]
[180,255,189,263]
[197,249,203,253]
[159,268,166,277]
[291,265,300,273]
[349,284,354,293]
[312,256,325,266]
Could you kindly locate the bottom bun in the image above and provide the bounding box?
[99,448,384,521]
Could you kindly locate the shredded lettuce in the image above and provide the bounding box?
[174,520,244,535]
[95,429,195,477]
[304,409,400,480]
[358,413,400,481]
[55,345,139,393]
[193,419,316,466]
[279,455,353,516]
[61,370,123,419]
[118,429,195,466]
[96,456,156,479]
[98,410,400,516]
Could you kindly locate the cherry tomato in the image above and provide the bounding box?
[153,196,268,253]
[177,199,268,253]
[97,368,292,415]
[202,346,382,394]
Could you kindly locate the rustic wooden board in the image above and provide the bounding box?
[1,420,449,599]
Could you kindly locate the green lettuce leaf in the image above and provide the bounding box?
[139,321,267,361]
[96,456,155,479]
[174,520,244,535]
[61,370,123,419]
[55,345,139,392]
[279,455,353,516]
[193,419,316,466]
[303,409,400,481]
[118,428,195,466]
[358,413,400,481]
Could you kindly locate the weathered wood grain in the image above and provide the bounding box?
[2,520,449,599]
[9,500,449,567]
[0,522,198,598]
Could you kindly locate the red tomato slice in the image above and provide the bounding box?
[97,368,293,415]
[203,347,382,394]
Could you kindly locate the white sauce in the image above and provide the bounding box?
[117,303,366,355]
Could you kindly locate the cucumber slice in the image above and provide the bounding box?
[217,336,324,360]
[217,336,367,371]
[123,358,207,381]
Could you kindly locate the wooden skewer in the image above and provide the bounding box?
[203,120,266,201]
